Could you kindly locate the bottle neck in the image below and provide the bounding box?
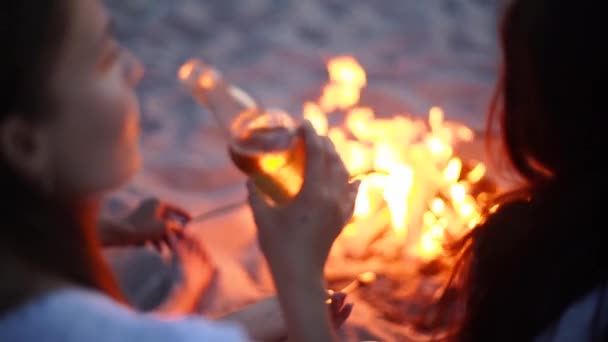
[192,80,262,140]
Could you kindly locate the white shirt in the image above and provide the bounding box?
[0,288,249,342]
[536,285,608,341]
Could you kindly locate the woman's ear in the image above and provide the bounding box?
[0,114,50,180]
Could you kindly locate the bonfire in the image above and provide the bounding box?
[180,55,500,338]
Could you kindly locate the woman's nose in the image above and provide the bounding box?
[123,48,144,87]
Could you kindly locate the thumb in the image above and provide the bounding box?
[246,180,270,216]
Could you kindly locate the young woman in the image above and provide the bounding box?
[0,0,356,341]
[442,1,604,341]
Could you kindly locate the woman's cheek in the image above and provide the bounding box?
[66,86,141,194]
[93,88,141,189]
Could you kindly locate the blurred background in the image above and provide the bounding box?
[104,0,501,227]
[106,0,499,132]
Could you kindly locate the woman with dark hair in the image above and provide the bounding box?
[0,0,356,341]
[442,1,604,341]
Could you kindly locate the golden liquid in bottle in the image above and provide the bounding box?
[229,126,304,204]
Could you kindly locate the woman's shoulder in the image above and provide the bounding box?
[0,287,248,342]
[536,284,608,342]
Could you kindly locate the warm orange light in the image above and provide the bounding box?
[457,126,475,142]
[423,211,436,227]
[429,106,444,132]
[178,60,196,81]
[258,153,287,173]
[320,83,361,112]
[384,165,414,235]
[431,198,446,215]
[444,158,463,183]
[346,107,375,140]
[327,56,367,88]
[419,233,441,260]
[467,163,486,184]
[427,136,447,155]
[197,72,216,89]
[450,183,467,203]
[354,180,371,218]
[459,202,475,217]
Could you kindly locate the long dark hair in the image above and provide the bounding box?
[0,1,124,313]
[444,1,604,341]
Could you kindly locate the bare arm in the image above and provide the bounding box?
[246,122,357,342]
[218,297,288,341]
[274,275,336,342]
[216,292,350,342]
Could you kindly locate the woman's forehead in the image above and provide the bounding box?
[60,0,109,65]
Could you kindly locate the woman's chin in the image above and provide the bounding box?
[101,153,142,192]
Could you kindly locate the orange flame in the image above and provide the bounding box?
[174,55,491,261]
[178,60,196,81]
[467,163,486,183]
[319,57,367,112]
[310,56,489,260]
[177,55,492,262]
[320,83,361,112]
[327,56,367,88]
[383,165,414,237]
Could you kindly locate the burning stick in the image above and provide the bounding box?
[190,200,248,223]
[327,271,377,303]
[340,271,377,293]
